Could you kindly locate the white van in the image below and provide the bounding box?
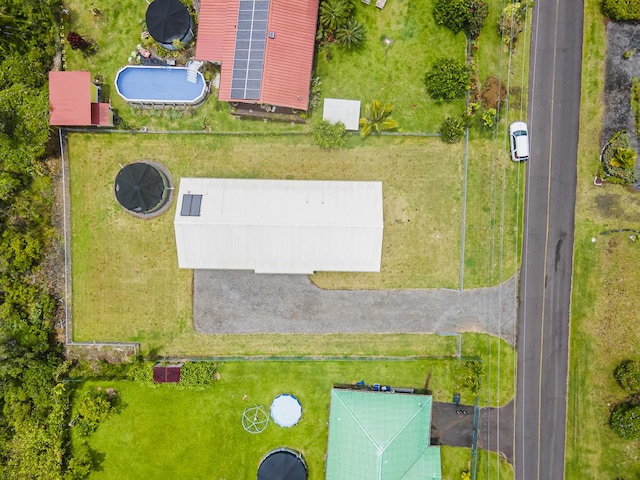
[509,121,529,162]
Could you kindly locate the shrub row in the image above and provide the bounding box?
[610,360,640,440]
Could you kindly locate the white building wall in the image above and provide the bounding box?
[174,178,383,274]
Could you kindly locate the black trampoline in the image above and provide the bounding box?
[114,162,171,216]
[257,448,308,480]
[145,0,193,49]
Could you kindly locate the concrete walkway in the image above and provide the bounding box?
[194,271,518,345]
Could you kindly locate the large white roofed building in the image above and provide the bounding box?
[174,178,384,274]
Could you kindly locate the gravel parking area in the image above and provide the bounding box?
[194,271,517,345]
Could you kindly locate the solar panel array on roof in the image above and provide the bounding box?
[181,194,202,216]
[230,0,269,99]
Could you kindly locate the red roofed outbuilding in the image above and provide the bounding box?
[195,0,319,111]
[49,71,113,126]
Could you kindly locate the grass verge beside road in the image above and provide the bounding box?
[565,1,640,477]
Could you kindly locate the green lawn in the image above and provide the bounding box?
[565,1,640,478]
[76,360,513,479]
[68,132,520,361]
[68,134,464,345]
[65,0,520,417]
[315,0,467,133]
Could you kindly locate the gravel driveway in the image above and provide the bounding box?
[194,271,517,345]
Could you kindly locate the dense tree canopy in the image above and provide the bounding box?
[0,0,78,478]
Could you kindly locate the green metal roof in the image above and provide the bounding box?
[326,389,442,480]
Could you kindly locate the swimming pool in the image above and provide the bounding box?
[114,65,208,106]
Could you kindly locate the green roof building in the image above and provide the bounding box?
[326,389,442,480]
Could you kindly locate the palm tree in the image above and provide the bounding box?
[359,100,399,137]
[335,18,365,50]
[319,0,353,32]
[611,147,637,169]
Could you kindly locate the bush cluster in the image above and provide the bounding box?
[313,119,348,148]
[610,403,640,440]
[600,130,638,185]
[498,2,529,48]
[129,361,221,390]
[610,360,640,440]
[615,360,640,395]
[424,58,472,101]
[432,0,488,39]
[66,31,91,51]
[439,116,465,144]
[75,388,118,437]
[179,362,220,390]
[631,77,640,135]
[603,0,640,20]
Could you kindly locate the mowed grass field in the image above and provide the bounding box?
[565,1,640,478]
[76,360,513,480]
[69,133,465,347]
[68,132,523,356]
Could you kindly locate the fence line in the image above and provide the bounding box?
[62,127,441,137]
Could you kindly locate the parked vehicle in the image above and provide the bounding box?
[509,121,530,162]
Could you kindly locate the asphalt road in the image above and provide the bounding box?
[515,0,583,479]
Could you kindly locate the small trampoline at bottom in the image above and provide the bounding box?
[258,448,308,480]
[270,394,302,428]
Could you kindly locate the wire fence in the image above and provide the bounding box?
[62,126,441,137]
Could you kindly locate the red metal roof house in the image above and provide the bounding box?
[195,0,319,111]
[49,71,113,127]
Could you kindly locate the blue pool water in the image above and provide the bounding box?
[114,66,207,104]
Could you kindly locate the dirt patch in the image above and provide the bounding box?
[594,192,620,217]
[65,344,137,364]
[481,76,507,110]
[508,86,523,110]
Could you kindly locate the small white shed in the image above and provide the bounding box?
[174,178,383,274]
[323,98,362,131]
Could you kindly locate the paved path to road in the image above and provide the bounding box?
[194,271,517,345]
[432,401,514,464]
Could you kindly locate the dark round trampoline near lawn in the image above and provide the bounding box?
[257,448,308,480]
[114,162,171,216]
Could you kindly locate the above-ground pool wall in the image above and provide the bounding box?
[114,65,208,107]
